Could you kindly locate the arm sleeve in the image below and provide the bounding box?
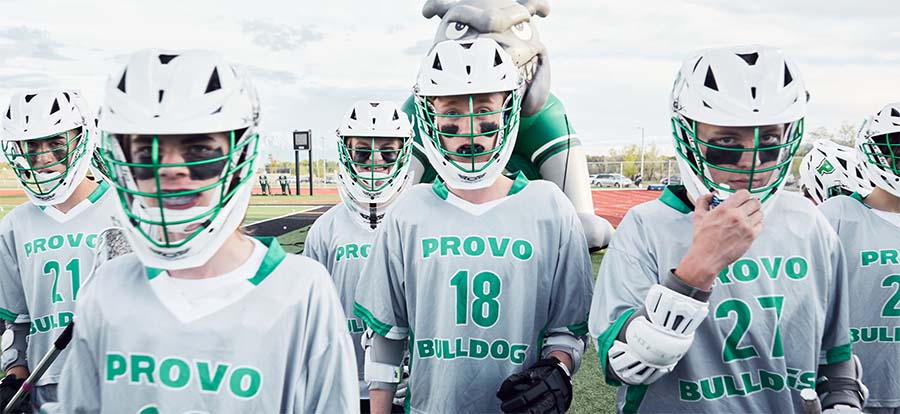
[1,321,29,372]
[58,292,102,413]
[0,219,27,323]
[819,224,852,365]
[353,211,408,340]
[295,272,360,413]
[587,211,664,385]
[541,192,593,371]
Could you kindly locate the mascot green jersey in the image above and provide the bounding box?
[402,0,613,250]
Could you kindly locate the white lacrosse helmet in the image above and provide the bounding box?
[670,45,808,208]
[413,38,523,189]
[336,100,415,229]
[1,90,98,205]
[857,102,900,198]
[800,140,874,204]
[99,49,261,270]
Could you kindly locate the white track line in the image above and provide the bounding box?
[243,205,321,227]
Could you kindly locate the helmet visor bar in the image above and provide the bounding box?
[338,136,411,193]
[101,130,257,248]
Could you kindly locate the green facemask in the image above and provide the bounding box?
[415,93,520,173]
[100,130,258,248]
[671,117,804,202]
[1,130,88,197]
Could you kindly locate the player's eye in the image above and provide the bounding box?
[708,137,738,147]
[133,147,152,164]
[381,150,399,164]
[351,150,371,164]
[186,145,219,160]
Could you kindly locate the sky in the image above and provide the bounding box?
[0,0,897,161]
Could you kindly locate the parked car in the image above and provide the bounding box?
[591,173,633,188]
[660,175,682,185]
[784,173,798,188]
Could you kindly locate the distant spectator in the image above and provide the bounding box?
[259,174,269,196]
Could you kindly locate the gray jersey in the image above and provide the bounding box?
[820,194,900,408]
[0,181,116,386]
[303,203,377,396]
[59,237,359,413]
[589,187,851,414]
[354,175,593,414]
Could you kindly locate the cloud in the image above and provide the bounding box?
[403,38,433,56]
[241,19,324,52]
[0,26,69,61]
[242,65,300,85]
[0,73,56,89]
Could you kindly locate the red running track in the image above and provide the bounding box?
[592,189,662,228]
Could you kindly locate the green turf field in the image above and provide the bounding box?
[277,227,619,414]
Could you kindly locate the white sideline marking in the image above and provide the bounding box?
[243,205,321,227]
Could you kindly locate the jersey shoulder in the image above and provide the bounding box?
[76,253,147,312]
[818,194,866,218]
[518,179,573,214]
[273,253,331,283]
[1,202,42,229]
[309,204,346,233]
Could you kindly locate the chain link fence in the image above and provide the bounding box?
[588,157,805,190]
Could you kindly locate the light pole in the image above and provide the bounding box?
[637,126,646,179]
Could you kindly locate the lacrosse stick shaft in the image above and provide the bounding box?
[3,324,74,413]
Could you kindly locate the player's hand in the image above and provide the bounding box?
[496,357,572,414]
[0,374,32,414]
[676,190,763,290]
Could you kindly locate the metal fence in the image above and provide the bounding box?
[588,157,806,185]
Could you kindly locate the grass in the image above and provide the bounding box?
[244,205,321,224]
[277,226,619,414]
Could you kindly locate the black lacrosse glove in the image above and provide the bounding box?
[0,374,31,414]
[497,357,573,413]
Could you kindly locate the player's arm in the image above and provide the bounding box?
[814,229,866,412]
[497,194,590,413]
[591,192,762,385]
[363,331,405,414]
[296,270,360,413]
[353,211,409,414]
[58,297,102,412]
[300,221,323,262]
[1,321,29,377]
[0,222,29,379]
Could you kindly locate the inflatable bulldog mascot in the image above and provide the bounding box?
[403,0,613,250]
